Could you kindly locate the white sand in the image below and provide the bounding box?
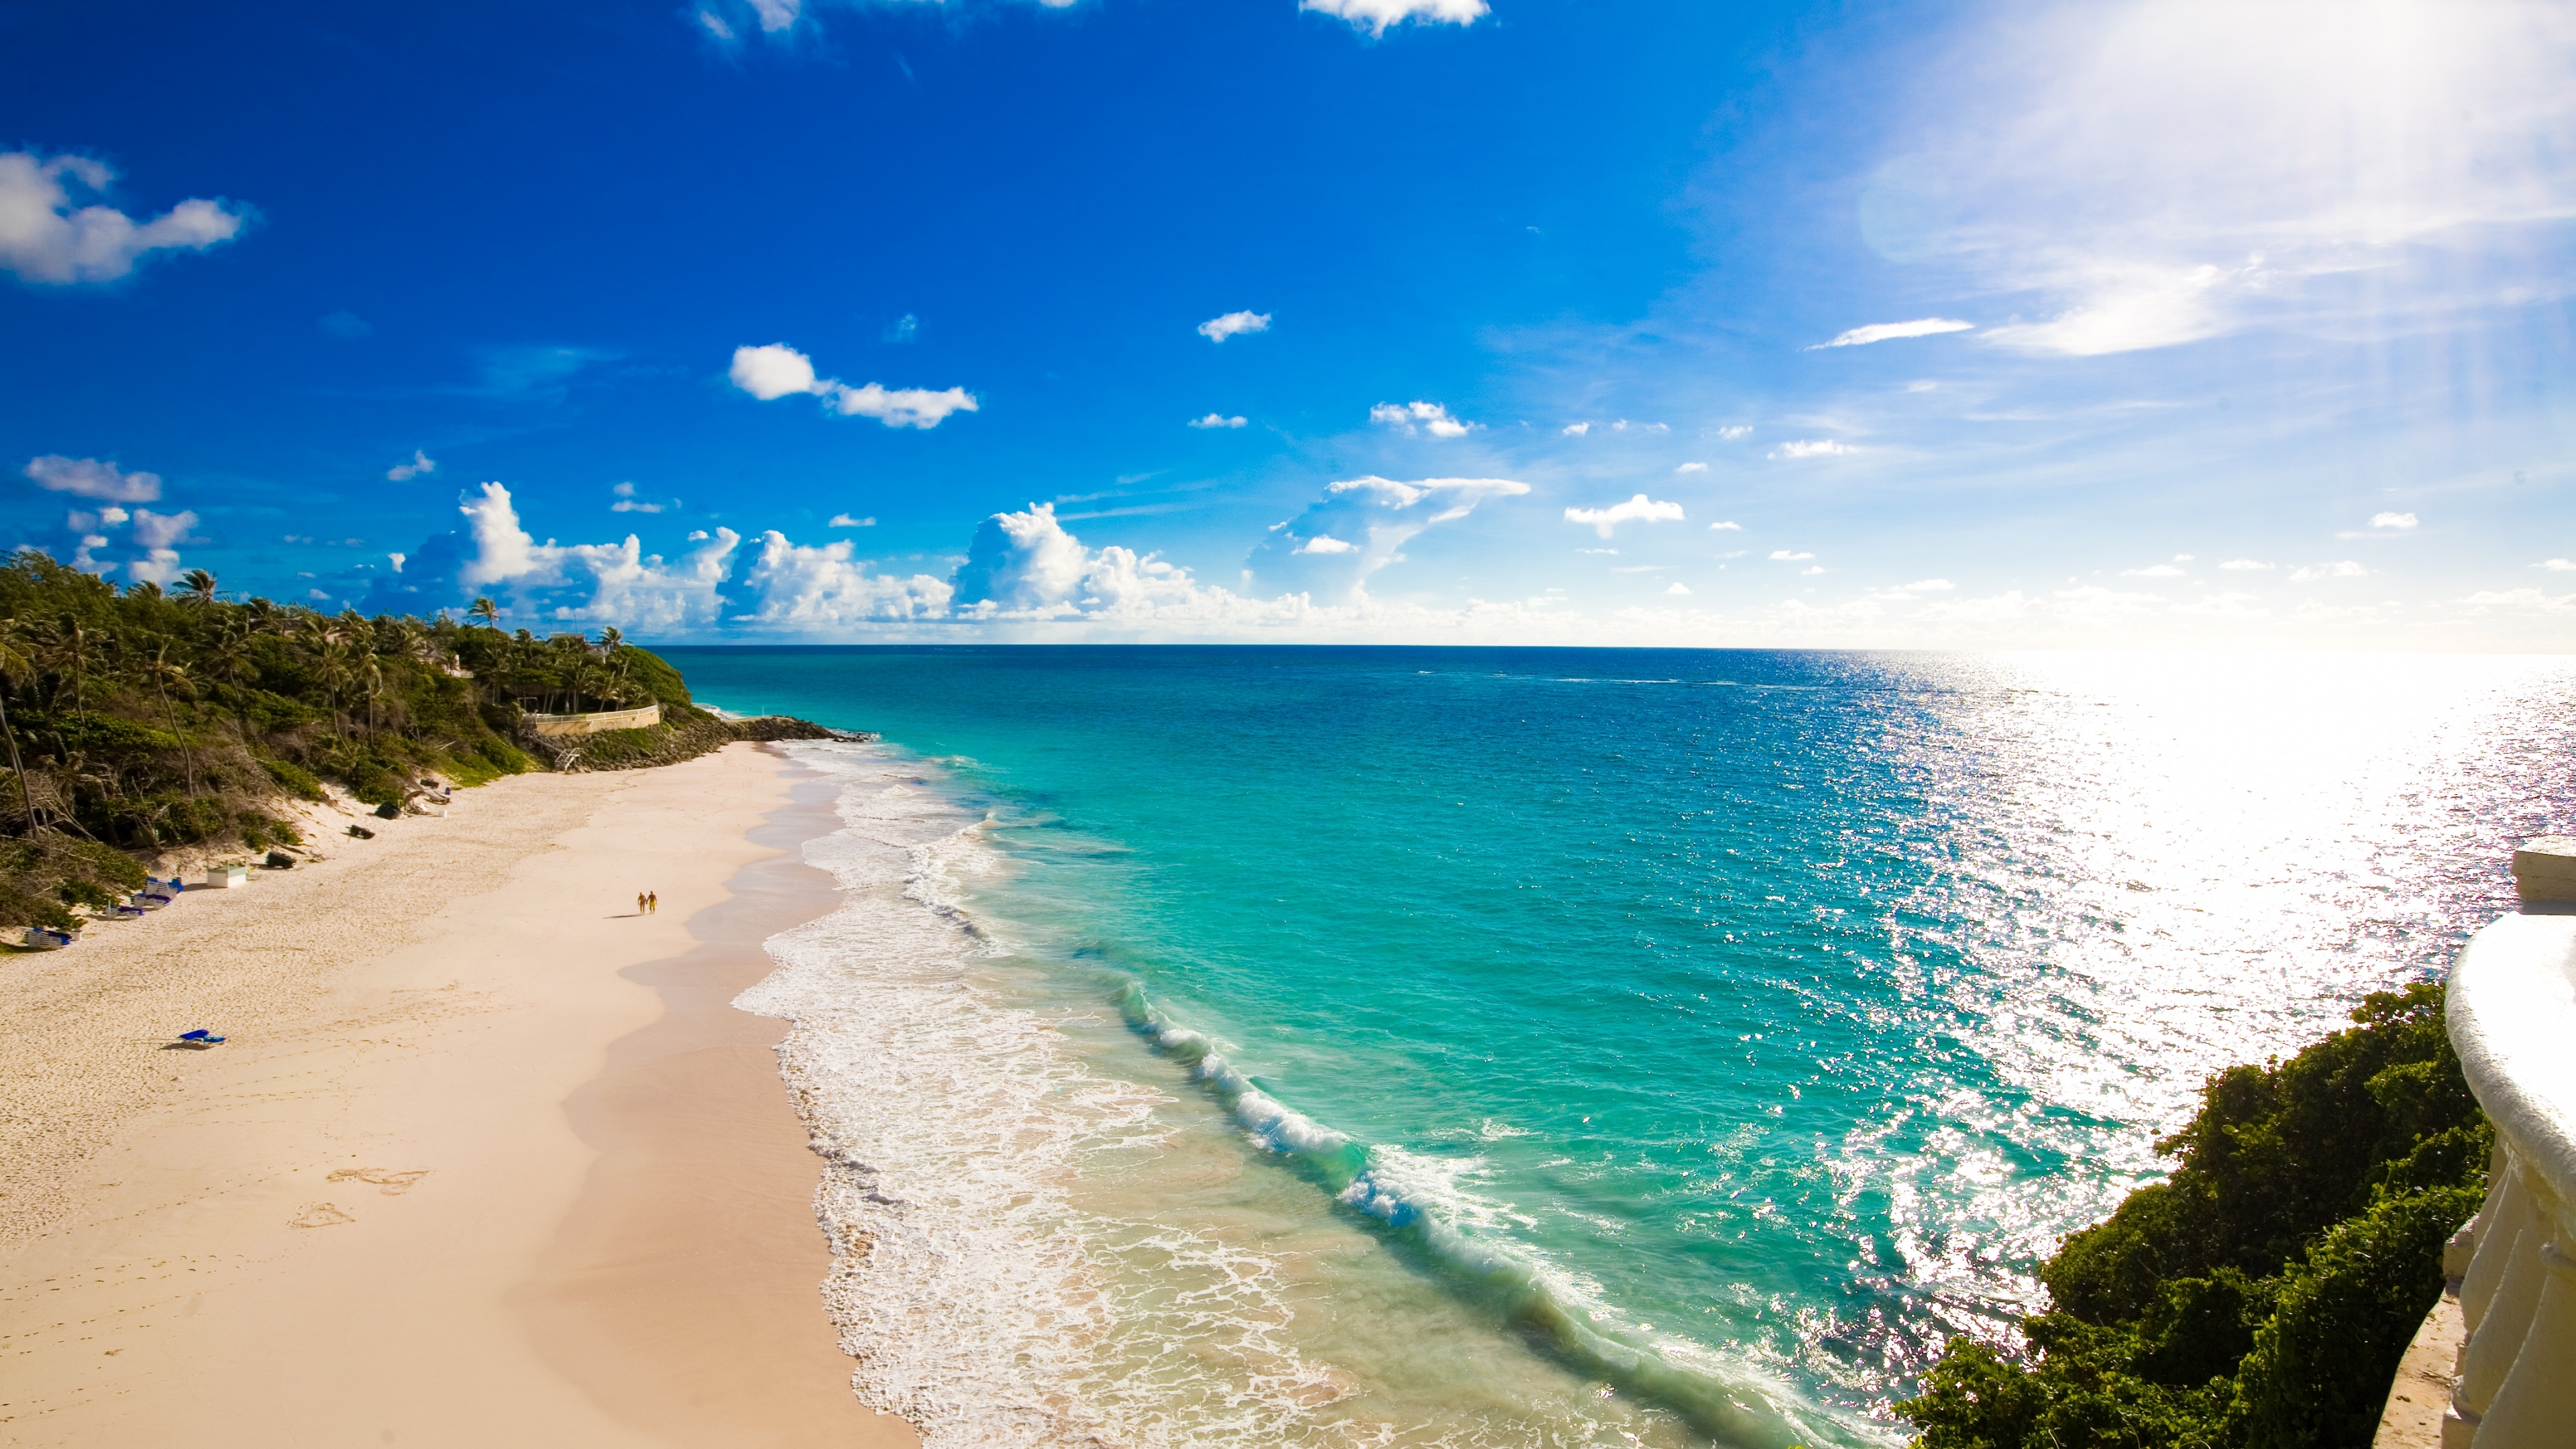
[0,744,916,1447]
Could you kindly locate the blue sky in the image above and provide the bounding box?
[3,0,2571,647]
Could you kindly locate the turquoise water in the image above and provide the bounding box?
[677,646,2576,1447]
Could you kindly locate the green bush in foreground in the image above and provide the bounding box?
[1900,982,2485,1449]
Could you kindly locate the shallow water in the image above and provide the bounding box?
[685,647,2576,1447]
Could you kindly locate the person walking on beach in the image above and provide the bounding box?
[647,890,657,914]
[637,891,647,916]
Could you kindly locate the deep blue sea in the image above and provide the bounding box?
[670,646,2576,1448]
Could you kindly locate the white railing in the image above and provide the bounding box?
[2441,836,2576,1448]
[521,702,660,737]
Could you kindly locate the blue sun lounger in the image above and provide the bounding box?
[176,1028,226,1045]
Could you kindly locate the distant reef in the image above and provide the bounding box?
[0,551,844,930]
[1900,981,2485,1449]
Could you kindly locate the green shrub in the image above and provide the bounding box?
[262,758,328,801]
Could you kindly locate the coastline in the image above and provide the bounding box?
[0,743,914,1446]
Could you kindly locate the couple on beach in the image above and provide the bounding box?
[636,890,658,914]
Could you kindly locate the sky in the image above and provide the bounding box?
[3,0,2571,648]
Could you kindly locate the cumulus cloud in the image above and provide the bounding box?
[1814,317,1975,348]
[1562,422,1591,436]
[949,502,1305,624]
[1768,439,1849,460]
[23,455,162,502]
[1300,0,1487,36]
[2457,587,2575,614]
[387,449,436,482]
[1190,413,1248,429]
[0,151,249,286]
[2369,511,2419,529]
[1371,400,1473,437]
[1297,535,1358,554]
[1664,582,1692,596]
[729,343,978,429]
[2289,560,2369,582]
[435,480,743,630]
[2538,559,2576,572]
[738,532,951,627]
[1769,549,1817,561]
[1197,311,1271,342]
[1564,494,1685,539]
[1676,462,1707,473]
[1717,425,1752,440]
[609,481,667,514]
[129,508,198,550]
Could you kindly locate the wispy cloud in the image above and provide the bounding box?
[1675,462,1707,473]
[2220,558,2274,570]
[2538,559,2576,572]
[1768,439,1849,460]
[1709,520,1742,531]
[1561,422,1591,436]
[1768,549,1815,561]
[2369,511,2418,530]
[828,513,875,528]
[609,481,667,514]
[1813,317,1974,348]
[386,449,436,482]
[2289,560,2368,582]
[1197,310,1271,343]
[1189,413,1248,429]
[1564,493,1684,538]
[23,455,161,502]
[1716,425,1752,440]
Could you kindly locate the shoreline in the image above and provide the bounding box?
[0,743,915,1446]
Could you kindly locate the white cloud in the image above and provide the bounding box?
[1717,425,1752,441]
[2289,560,2369,582]
[386,449,436,482]
[129,508,197,550]
[729,343,820,399]
[2220,558,2273,570]
[2457,587,2575,614]
[1299,0,1487,36]
[729,343,978,429]
[1768,549,1816,561]
[1250,476,1529,603]
[739,533,951,627]
[1768,439,1849,460]
[1190,413,1248,429]
[1709,520,1742,531]
[0,151,248,286]
[1371,400,1473,437]
[388,552,406,574]
[2123,563,2186,577]
[1562,422,1591,436]
[827,382,977,428]
[696,8,736,41]
[1564,493,1685,538]
[23,455,162,502]
[1801,566,1827,576]
[1664,582,1692,596]
[1296,535,1358,554]
[2538,559,2576,572]
[1675,462,1707,474]
[610,482,666,514]
[828,513,876,528]
[2369,511,2419,530]
[1814,317,1975,348]
[1898,578,1953,591]
[747,0,799,32]
[1197,310,1271,343]
[449,480,744,630]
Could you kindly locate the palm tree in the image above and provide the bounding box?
[178,568,219,606]
[0,621,45,833]
[138,642,203,800]
[468,597,500,629]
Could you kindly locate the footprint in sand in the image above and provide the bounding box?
[290,1203,356,1228]
[328,1167,431,1195]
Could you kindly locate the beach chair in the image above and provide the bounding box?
[21,926,72,949]
[174,1028,226,1046]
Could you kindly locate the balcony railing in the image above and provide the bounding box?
[2436,836,2576,1448]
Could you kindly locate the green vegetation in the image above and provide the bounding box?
[0,553,811,930]
[1900,982,2485,1449]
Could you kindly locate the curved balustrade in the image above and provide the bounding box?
[521,702,661,737]
[2439,837,2576,1449]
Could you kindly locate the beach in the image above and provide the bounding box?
[0,743,916,1448]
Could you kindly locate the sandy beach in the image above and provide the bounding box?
[0,743,916,1448]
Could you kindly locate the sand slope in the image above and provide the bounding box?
[0,744,914,1448]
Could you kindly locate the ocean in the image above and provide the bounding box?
[665,646,2576,1448]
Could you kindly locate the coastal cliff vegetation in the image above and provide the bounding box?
[1900,981,2486,1449]
[0,551,821,930]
